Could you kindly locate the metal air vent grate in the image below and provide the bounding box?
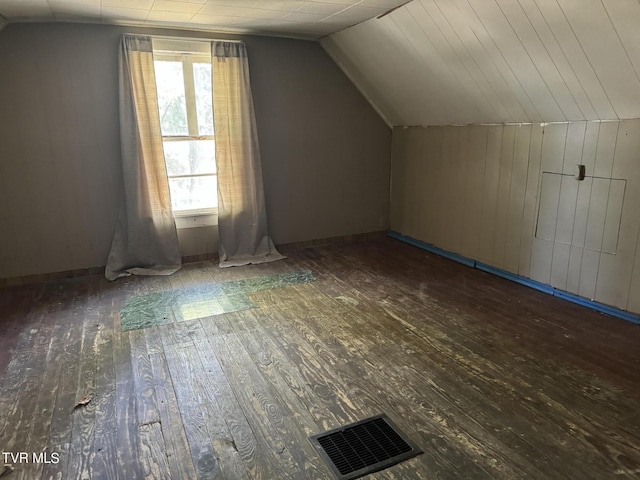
[309,414,422,479]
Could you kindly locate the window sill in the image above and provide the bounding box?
[174,212,218,229]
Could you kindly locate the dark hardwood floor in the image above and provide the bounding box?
[1,237,640,479]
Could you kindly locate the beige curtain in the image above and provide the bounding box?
[105,35,181,281]
[212,41,284,267]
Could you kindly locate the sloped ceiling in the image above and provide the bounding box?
[321,0,640,126]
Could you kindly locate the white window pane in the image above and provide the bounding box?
[163,140,216,176]
[169,176,218,211]
[154,61,188,136]
[193,62,214,136]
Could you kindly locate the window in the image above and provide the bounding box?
[153,44,217,218]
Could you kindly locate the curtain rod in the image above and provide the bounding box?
[150,34,243,44]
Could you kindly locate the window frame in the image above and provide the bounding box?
[153,47,218,221]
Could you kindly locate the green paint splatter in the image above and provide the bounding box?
[120,270,314,332]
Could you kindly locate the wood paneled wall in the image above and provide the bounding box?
[390,119,640,314]
[323,0,640,126]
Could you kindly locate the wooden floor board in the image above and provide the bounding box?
[335,245,640,430]
[298,245,640,477]
[330,242,640,397]
[223,330,330,479]
[257,307,502,478]
[237,313,341,433]
[41,281,92,480]
[67,278,103,480]
[0,283,52,447]
[208,332,309,479]
[91,294,119,480]
[137,420,171,479]
[180,351,249,480]
[8,282,75,480]
[112,305,144,480]
[194,330,280,480]
[148,349,198,480]
[162,340,222,479]
[1,238,640,478]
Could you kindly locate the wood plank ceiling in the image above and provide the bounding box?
[321,0,640,126]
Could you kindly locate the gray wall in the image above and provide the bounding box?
[391,120,640,315]
[0,22,390,279]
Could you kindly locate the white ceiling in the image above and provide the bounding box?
[0,0,408,39]
[322,0,640,126]
[7,0,638,127]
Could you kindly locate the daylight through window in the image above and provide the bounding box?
[154,49,217,215]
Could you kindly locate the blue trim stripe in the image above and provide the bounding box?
[388,231,640,325]
[388,231,475,267]
[553,290,640,325]
[475,261,555,295]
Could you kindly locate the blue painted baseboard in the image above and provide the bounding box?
[388,231,475,267]
[388,230,640,325]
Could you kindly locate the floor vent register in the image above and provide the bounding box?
[309,414,423,480]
